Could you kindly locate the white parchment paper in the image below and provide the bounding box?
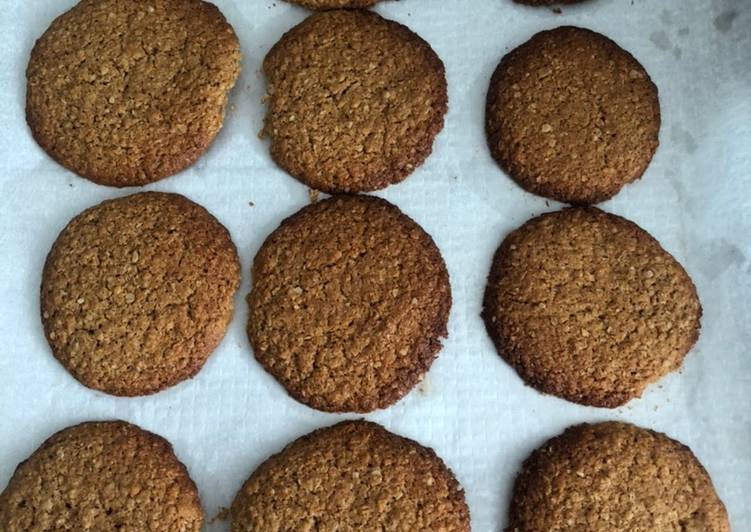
[1,0,749,530]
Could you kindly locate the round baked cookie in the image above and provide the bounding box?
[247,195,451,412]
[263,10,447,193]
[482,207,701,407]
[285,0,381,9]
[486,26,660,204]
[231,420,469,531]
[0,421,203,531]
[41,192,240,396]
[26,0,241,187]
[507,421,730,532]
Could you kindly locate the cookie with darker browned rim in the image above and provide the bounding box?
[486,26,660,204]
[26,0,241,187]
[285,0,382,9]
[231,420,470,531]
[263,10,447,193]
[247,195,451,412]
[507,422,729,531]
[0,421,203,531]
[482,207,701,407]
[41,192,240,396]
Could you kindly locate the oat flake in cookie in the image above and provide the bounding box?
[482,207,701,407]
[26,0,241,187]
[247,195,451,412]
[507,422,730,532]
[486,26,660,204]
[285,0,382,9]
[0,421,203,531]
[41,192,240,396]
[231,420,470,531]
[263,10,447,193]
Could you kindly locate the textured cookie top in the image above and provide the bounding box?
[41,192,240,396]
[26,0,241,187]
[507,422,730,532]
[0,421,203,531]
[286,0,381,9]
[263,10,447,193]
[231,420,469,531]
[486,26,660,204]
[482,207,701,407]
[247,195,451,412]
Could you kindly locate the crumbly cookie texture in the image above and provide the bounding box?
[285,0,381,9]
[263,10,447,193]
[231,420,470,531]
[247,195,451,412]
[507,422,730,532]
[0,421,203,532]
[486,26,659,204]
[26,0,241,186]
[41,192,240,396]
[483,207,701,407]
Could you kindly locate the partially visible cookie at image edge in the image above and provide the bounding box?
[41,191,240,396]
[231,420,470,531]
[506,421,730,532]
[26,0,241,186]
[0,421,203,531]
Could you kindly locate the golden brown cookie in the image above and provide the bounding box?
[26,0,241,187]
[231,420,470,531]
[482,207,701,407]
[486,26,660,204]
[285,0,381,9]
[247,195,451,412]
[0,421,203,531]
[263,10,447,193]
[507,421,730,532]
[41,192,240,396]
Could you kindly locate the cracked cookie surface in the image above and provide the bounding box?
[247,195,451,412]
[0,421,203,532]
[507,422,729,532]
[231,420,469,531]
[486,26,659,204]
[41,192,240,396]
[482,207,701,407]
[26,0,241,186]
[263,10,447,193]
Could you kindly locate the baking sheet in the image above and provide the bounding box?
[1,0,749,529]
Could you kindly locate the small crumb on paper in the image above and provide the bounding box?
[209,507,230,524]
